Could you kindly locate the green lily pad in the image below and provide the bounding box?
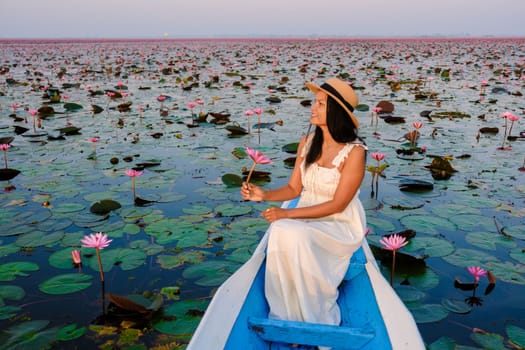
[409,303,448,323]
[53,202,86,214]
[0,305,21,320]
[128,240,164,255]
[404,237,455,257]
[503,224,525,240]
[441,298,472,314]
[509,248,525,264]
[366,216,397,232]
[182,205,212,215]
[400,214,457,235]
[157,250,206,269]
[154,298,209,338]
[428,337,457,350]
[0,285,25,301]
[38,273,93,295]
[471,332,506,350]
[449,214,495,232]
[393,285,426,303]
[282,142,299,154]
[0,243,20,257]
[87,248,147,272]
[15,230,65,248]
[442,248,499,268]
[63,102,83,112]
[221,173,242,187]
[215,203,252,217]
[90,199,122,215]
[1,320,51,348]
[57,324,86,341]
[465,231,516,251]
[183,260,240,287]
[0,261,39,281]
[506,324,525,348]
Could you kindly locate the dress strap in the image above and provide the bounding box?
[332,142,368,168]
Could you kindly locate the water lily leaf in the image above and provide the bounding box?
[0,305,21,320]
[465,231,516,251]
[90,199,122,215]
[471,332,506,350]
[400,214,457,235]
[431,203,480,218]
[1,320,51,348]
[182,205,212,215]
[231,147,247,159]
[56,324,86,341]
[282,142,299,154]
[183,260,240,287]
[15,230,64,248]
[53,202,86,214]
[503,224,525,240]
[155,301,207,338]
[221,173,242,187]
[428,337,457,350]
[394,285,426,303]
[509,248,525,264]
[404,237,455,257]
[0,285,25,301]
[128,240,164,255]
[355,104,369,112]
[409,303,448,323]
[157,250,206,269]
[89,248,147,271]
[38,273,93,294]
[449,214,495,231]
[144,218,181,244]
[442,248,499,268]
[366,216,397,232]
[441,298,472,314]
[506,324,525,348]
[63,102,83,112]
[214,203,252,217]
[485,261,525,285]
[0,261,39,281]
[49,248,81,269]
[0,243,20,257]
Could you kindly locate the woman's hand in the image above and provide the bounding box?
[241,182,265,201]
[262,207,287,223]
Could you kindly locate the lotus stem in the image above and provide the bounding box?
[96,248,105,282]
[131,177,136,200]
[2,150,7,169]
[390,250,396,286]
[245,162,257,184]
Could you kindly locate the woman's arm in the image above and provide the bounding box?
[241,136,307,202]
[263,145,365,222]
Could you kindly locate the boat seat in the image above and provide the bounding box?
[248,316,374,349]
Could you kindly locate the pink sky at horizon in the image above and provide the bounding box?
[1,0,524,39]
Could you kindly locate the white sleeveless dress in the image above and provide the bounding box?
[265,136,368,326]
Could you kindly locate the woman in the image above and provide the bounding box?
[240,77,368,327]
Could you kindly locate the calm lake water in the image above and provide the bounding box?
[0,37,524,349]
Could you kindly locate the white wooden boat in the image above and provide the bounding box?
[188,198,425,349]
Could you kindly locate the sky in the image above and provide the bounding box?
[1,0,524,39]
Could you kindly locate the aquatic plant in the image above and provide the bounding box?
[244,146,272,184]
[379,234,408,286]
[81,232,112,282]
[125,169,144,202]
[244,109,254,134]
[0,144,10,168]
[367,152,387,198]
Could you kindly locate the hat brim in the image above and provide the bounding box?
[305,81,360,128]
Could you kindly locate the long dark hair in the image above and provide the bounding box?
[305,95,364,168]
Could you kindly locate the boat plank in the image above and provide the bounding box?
[248,316,374,349]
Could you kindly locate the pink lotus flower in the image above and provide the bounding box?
[11,103,19,111]
[187,102,197,109]
[379,234,408,251]
[89,137,99,153]
[125,169,143,201]
[81,232,112,250]
[81,232,112,282]
[372,107,382,113]
[467,266,487,283]
[28,109,38,117]
[157,95,166,102]
[107,91,116,98]
[371,152,385,162]
[125,169,143,177]
[412,122,423,129]
[71,249,82,265]
[253,108,263,115]
[1,143,11,168]
[379,234,408,286]
[245,147,272,184]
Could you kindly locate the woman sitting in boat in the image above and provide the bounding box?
[241,77,367,328]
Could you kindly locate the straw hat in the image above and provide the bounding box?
[305,78,360,128]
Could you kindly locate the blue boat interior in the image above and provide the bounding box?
[224,197,392,349]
